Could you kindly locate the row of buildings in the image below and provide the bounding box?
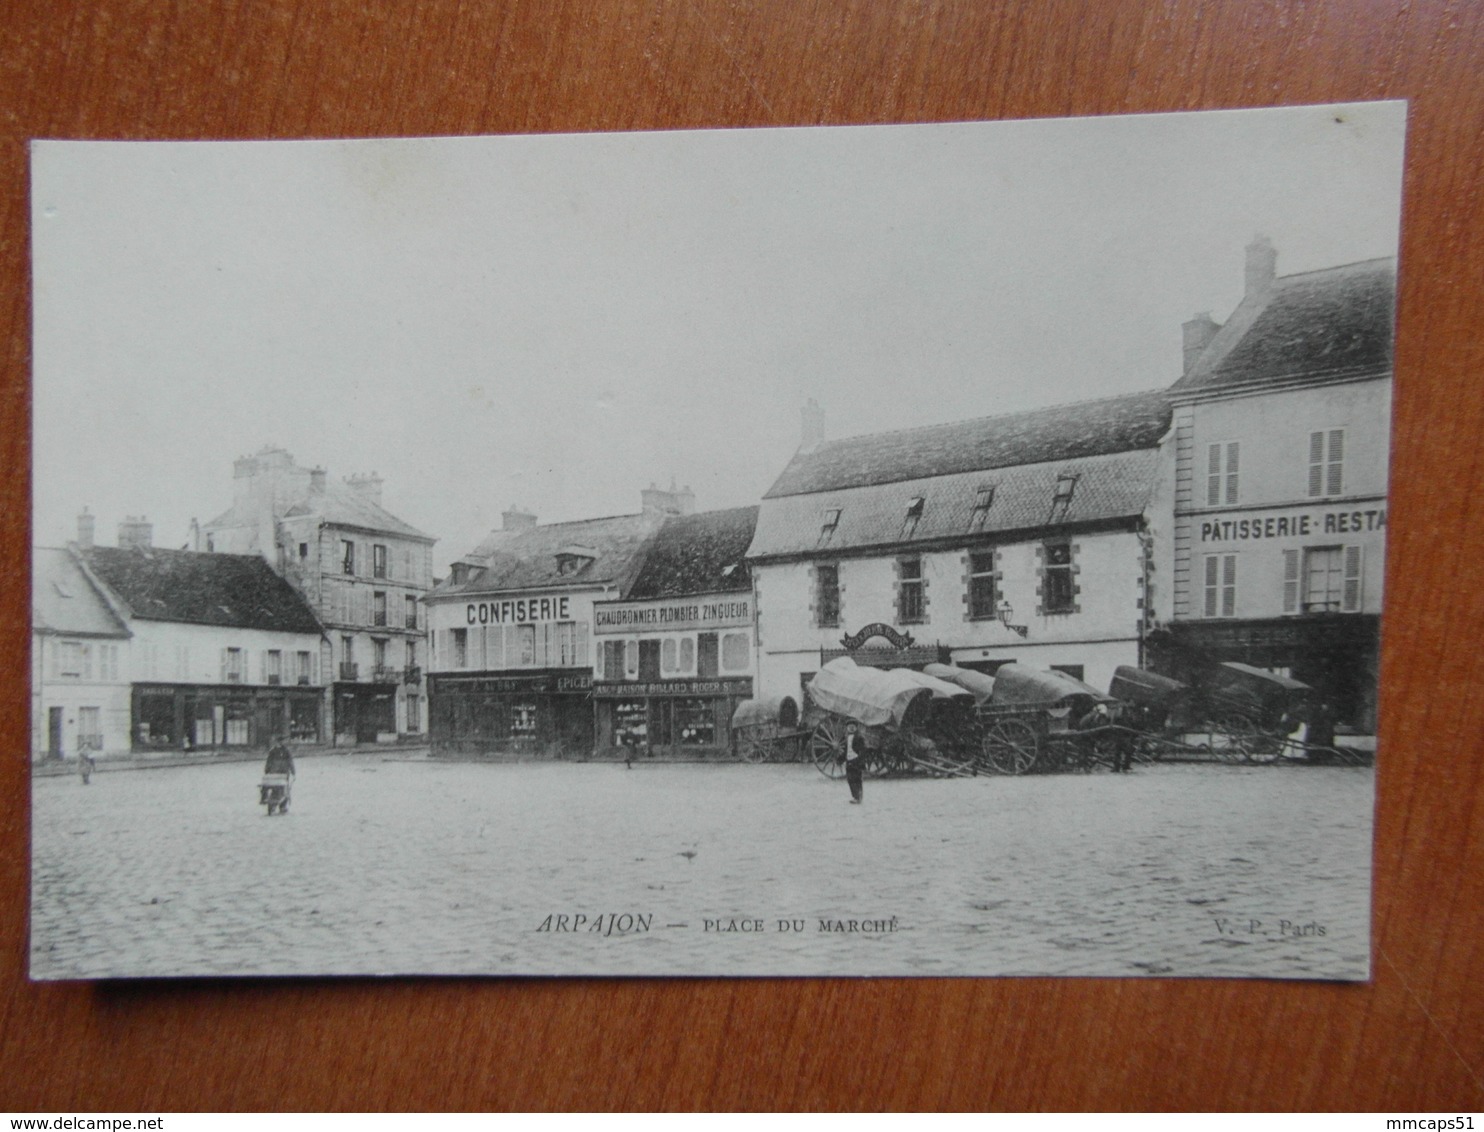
[33,452,436,758]
[33,239,1393,761]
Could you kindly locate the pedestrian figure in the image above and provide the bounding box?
[263,736,296,778]
[842,722,865,804]
[79,752,95,785]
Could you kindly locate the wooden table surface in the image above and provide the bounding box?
[2,0,1481,1112]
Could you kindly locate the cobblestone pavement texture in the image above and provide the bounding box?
[31,756,1374,978]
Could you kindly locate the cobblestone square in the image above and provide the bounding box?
[31,755,1374,979]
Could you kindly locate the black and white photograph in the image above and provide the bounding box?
[29,102,1404,979]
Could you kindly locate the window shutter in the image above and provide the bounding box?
[1221,555,1237,618]
[504,626,518,669]
[1203,556,1218,618]
[625,640,638,678]
[1225,442,1239,505]
[1343,545,1363,612]
[1308,431,1325,497]
[1282,549,1300,613]
[576,622,589,667]
[1207,444,1222,506]
[220,648,227,683]
[1327,429,1344,495]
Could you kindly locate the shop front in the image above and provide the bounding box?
[428,669,594,757]
[132,682,323,751]
[1151,614,1381,735]
[593,676,753,759]
[333,682,399,745]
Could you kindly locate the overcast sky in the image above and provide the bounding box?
[32,103,1405,571]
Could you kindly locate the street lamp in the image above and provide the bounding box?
[997,599,1029,638]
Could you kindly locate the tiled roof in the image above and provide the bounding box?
[1173,258,1395,394]
[81,546,323,634]
[431,511,667,598]
[32,548,130,637]
[748,448,1160,560]
[206,479,432,542]
[626,507,758,599]
[764,389,1171,499]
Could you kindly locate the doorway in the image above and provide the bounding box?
[48,707,63,758]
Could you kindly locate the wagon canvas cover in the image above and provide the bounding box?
[29,103,1401,979]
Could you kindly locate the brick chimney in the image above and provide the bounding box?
[118,515,153,549]
[800,398,825,452]
[1182,312,1221,374]
[502,506,537,531]
[1246,235,1277,296]
[76,507,95,549]
[641,480,696,516]
[347,472,384,508]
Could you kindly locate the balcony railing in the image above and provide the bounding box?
[403,666,422,685]
[373,612,387,626]
[339,662,359,681]
[405,614,418,629]
[297,674,312,686]
[372,665,399,683]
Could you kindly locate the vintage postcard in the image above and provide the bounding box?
[30,103,1404,978]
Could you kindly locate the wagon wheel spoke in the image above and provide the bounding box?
[809,718,846,779]
[737,730,769,764]
[982,717,1038,775]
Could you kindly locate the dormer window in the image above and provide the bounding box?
[1054,473,1078,504]
[818,508,842,547]
[901,496,926,540]
[555,544,597,576]
[969,484,996,532]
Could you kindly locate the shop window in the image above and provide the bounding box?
[612,701,648,747]
[815,564,841,628]
[225,700,251,745]
[373,591,387,626]
[639,639,662,681]
[511,702,538,734]
[674,699,716,746]
[679,637,695,672]
[1041,542,1076,614]
[452,628,468,668]
[341,539,356,575]
[1207,442,1240,506]
[898,557,925,623]
[661,638,677,673]
[289,698,319,741]
[1308,429,1345,497]
[697,633,719,679]
[373,544,387,579]
[721,632,749,672]
[967,551,997,619]
[137,692,176,747]
[1203,553,1237,618]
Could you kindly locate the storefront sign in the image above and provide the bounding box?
[592,677,753,699]
[1198,506,1386,544]
[432,670,593,694]
[466,596,572,625]
[593,597,752,634]
[839,622,915,650]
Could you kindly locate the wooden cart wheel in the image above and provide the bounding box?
[736,728,770,764]
[1216,714,1279,763]
[982,717,1039,775]
[810,717,847,779]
